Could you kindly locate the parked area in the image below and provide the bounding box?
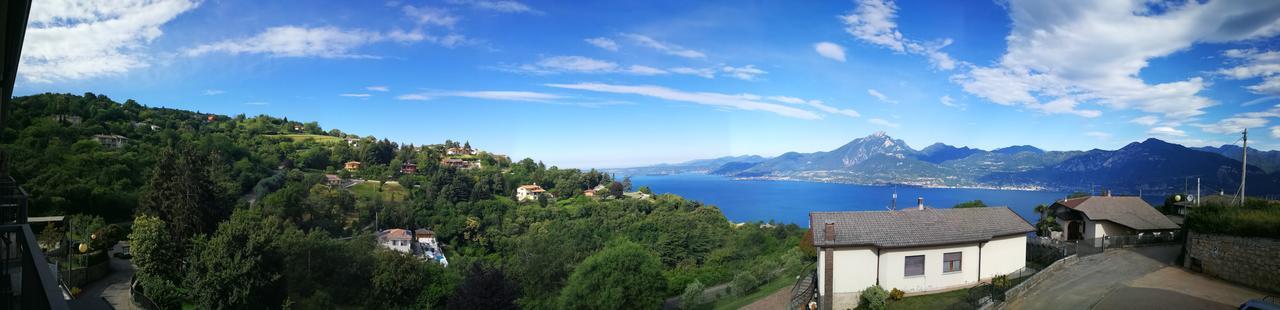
[1005,244,1267,310]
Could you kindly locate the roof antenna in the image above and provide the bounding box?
[890,187,898,211]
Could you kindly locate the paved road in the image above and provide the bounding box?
[1006,245,1266,310]
[76,241,138,310]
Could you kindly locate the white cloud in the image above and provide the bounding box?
[867,89,897,104]
[340,93,372,98]
[1219,49,1280,95]
[1192,104,1280,134]
[20,0,200,82]
[721,65,767,81]
[1272,126,1280,139]
[185,26,387,58]
[402,5,460,28]
[840,0,958,70]
[670,67,716,79]
[1037,97,1101,118]
[203,89,225,96]
[447,0,541,14]
[244,101,269,105]
[814,42,846,62]
[939,95,964,109]
[366,86,390,92]
[768,96,860,118]
[953,1,1280,120]
[621,33,706,58]
[545,83,824,120]
[398,90,563,102]
[1130,115,1160,126]
[1085,131,1111,139]
[868,118,900,128]
[625,65,668,76]
[535,56,618,73]
[1243,96,1280,107]
[1148,126,1187,137]
[585,37,619,51]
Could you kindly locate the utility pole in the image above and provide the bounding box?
[1196,177,1201,207]
[1241,129,1248,206]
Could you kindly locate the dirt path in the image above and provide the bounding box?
[740,285,792,310]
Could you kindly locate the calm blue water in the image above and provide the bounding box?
[631,174,1166,226]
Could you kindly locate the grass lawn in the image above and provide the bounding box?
[348,181,407,202]
[711,275,794,310]
[265,134,343,143]
[886,288,971,310]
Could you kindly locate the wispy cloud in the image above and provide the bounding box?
[939,95,964,109]
[1130,115,1160,126]
[670,67,716,79]
[868,118,900,128]
[1242,96,1279,107]
[446,0,542,14]
[500,55,668,76]
[397,90,563,102]
[20,0,200,82]
[1218,49,1280,95]
[244,101,269,105]
[585,37,619,51]
[768,96,860,118]
[1148,126,1186,137]
[402,5,460,28]
[814,42,847,62]
[203,89,226,96]
[340,93,372,98]
[366,86,390,92]
[867,89,897,104]
[841,0,957,70]
[721,65,767,81]
[185,26,387,58]
[545,82,824,119]
[620,33,706,59]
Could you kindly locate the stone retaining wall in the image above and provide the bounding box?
[1184,232,1280,294]
[995,254,1078,310]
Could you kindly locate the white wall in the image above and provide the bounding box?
[1085,218,1132,239]
[980,234,1027,279]
[819,246,877,310]
[878,243,980,293]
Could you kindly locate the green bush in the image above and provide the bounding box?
[730,271,759,296]
[992,275,1012,289]
[680,280,710,310]
[859,285,888,310]
[889,288,905,301]
[1185,199,1280,238]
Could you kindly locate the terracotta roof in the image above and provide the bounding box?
[1053,196,1179,231]
[519,184,545,192]
[379,229,412,241]
[415,228,435,237]
[811,207,1034,248]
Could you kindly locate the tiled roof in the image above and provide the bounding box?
[519,184,545,192]
[810,207,1034,248]
[378,229,412,241]
[1053,196,1179,231]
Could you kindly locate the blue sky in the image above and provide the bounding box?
[16,0,1280,168]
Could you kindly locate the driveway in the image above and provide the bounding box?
[75,241,139,310]
[1006,245,1266,310]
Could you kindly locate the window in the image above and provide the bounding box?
[904,255,925,277]
[943,252,962,273]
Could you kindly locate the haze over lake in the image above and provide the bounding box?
[631,174,1167,226]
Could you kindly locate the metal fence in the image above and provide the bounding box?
[787,270,817,310]
[1077,231,1182,257]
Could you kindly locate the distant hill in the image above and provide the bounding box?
[918,143,985,164]
[608,154,769,175]
[1193,145,1280,173]
[616,133,1280,194]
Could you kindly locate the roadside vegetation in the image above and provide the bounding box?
[4,93,804,309]
[1186,198,1280,238]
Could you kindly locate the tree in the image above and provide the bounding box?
[953,200,988,208]
[680,280,709,310]
[184,210,292,308]
[137,146,228,241]
[559,240,666,309]
[638,186,653,195]
[129,215,184,308]
[446,263,520,310]
[799,229,816,259]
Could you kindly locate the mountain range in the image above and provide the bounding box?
[611,132,1280,195]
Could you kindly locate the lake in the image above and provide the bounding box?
[630,174,1166,226]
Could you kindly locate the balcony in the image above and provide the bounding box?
[0,176,68,310]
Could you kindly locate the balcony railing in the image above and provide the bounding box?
[0,224,69,309]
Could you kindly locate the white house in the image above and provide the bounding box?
[92,134,128,149]
[811,203,1034,309]
[516,184,546,202]
[377,228,413,254]
[1049,195,1180,244]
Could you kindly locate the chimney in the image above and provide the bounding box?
[823,223,835,241]
[917,197,924,210]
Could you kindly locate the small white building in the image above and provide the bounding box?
[811,204,1034,309]
[1049,195,1180,243]
[516,184,546,202]
[377,228,413,254]
[92,134,128,149]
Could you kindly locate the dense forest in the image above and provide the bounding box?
[1,93,806,309]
